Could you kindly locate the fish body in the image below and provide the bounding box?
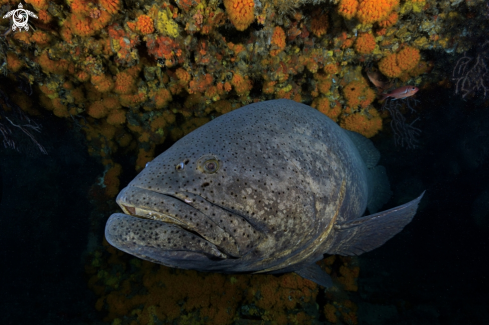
[380,85,419,100]
[366,68,392,92]
[105,99,423,287]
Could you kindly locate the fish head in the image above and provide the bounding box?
[105,113,282,272]
[406,86,419,97]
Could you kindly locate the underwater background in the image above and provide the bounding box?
[0,0,488,323]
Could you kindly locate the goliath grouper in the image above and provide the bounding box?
[105,99,424,287]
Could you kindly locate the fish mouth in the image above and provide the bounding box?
[105,186,244,265]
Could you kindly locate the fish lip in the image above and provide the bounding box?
[115,186,241,257]
[116,187,208,235]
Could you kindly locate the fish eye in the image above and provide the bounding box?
[202,159,219,173]
[176,162,185,171]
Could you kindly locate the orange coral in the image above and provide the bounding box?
[136,15,154,35]
[106,109,126,125]
[136,147,155,171]
[378,52,402,78]
[103,96,121,110]
[324,304,338,323]
[114,71,136,95]
[37,51,68,74]
[188,74,213,94]
[71,0,90,15]
[313,97,341,122]
[150,116,167,131]
[223,0,255,31]
[13,32,31,45]
[91,11,112,32]
[342,78,376,110]
[146,36,180,62]
[356,0,398,24]
[317,79,332,94]
[396,46,420,71]
[338,265,360,291]
[379,46,420,78]
[359,87,376,108]
[76,71,90,82]
[87,101,109,119]
[71,14,94,37]
[154,88,172,108]
[340,109,382,138]
[311,10,328,37]
[263,80,277,94]
[25,0,48,10]
[100,0,119,14]
[6,53,23,73]
[324,63,339,75]
[341,38,354,49]
[343,80,363,107]
[354,33,376,54]
[338,0,358,20]
[52,98,69,118]
[91,74,114,93]
[104,164,122,198]
[37,10,52,23]
[231,72,252,96]
[270,26,286,57]
[175,68,191,85]
[31,31,51,46]
[377,11,398,27]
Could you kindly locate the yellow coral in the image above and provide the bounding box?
[156,9,179,38]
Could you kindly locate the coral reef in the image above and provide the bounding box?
[0,0,485,159]
[86,239,362,324]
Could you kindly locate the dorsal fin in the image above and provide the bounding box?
[343,130,380,168]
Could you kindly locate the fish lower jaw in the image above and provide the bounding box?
[125,206,225,256]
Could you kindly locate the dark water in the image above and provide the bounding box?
[1,86,488,324]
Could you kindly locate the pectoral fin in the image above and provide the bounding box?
[295,263,333,288]
[327,192,425,256]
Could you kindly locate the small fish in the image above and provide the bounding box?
[380,85,419,101]
[366,67,391,92]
